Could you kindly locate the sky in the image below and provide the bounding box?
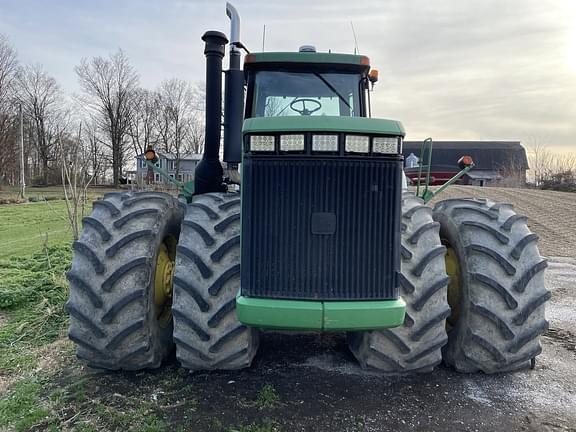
[0,0,574,152]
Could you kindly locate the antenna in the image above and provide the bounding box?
[262,24,266,52]
[350,21,359,54]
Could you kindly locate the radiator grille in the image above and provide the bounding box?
[241,157,402,300]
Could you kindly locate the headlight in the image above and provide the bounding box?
[312,135,338,152]
[249,135,274,152]
[373,137,399,154]
[345,135,369,153]
[280,134,305,151]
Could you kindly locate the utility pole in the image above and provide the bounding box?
[18,103,26,199]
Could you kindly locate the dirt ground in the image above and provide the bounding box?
[429,186,576,258]
[3,186,576,431]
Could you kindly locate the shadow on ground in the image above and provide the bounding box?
[51,330,575,432]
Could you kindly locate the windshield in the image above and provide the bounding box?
[250,71,363,118]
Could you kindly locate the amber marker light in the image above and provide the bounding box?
[145,147,157,162]
[368,69,379,83]
[458,155,474,169]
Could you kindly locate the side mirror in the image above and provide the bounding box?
[458,155,474,169]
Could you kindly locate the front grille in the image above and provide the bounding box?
[240,156,402,300]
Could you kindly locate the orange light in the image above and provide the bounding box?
[360,56,370,66]
[368,69,379,82]
[458,155,474,169]
[145,148,156,161]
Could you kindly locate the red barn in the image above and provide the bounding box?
[402,141,529,186]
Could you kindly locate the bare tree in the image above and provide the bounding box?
[155,78,202,176]
[81,119,107,185]
[0,34,19,187]
[186,112,204,154]
[127,87,157,157]
[527,138,555,186]
[59,124,98,240]
[75,50,138,187]
[0,34,17,108]
[184,82,205,154]
[16,64,64,184]
[526,137,576,191]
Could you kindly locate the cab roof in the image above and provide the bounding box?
[244,52,370,69]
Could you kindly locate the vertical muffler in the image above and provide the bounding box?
[223,2,244,164]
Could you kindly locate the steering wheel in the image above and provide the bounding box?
[289,98,322,116]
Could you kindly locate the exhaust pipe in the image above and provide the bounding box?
[223,2,244,164]
[195,30,228,194]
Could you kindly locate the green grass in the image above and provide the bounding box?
[0,201,72,258]
[0,185,114,200]
[256,384,280,409]
[0,245,71,430]
[0,245,71,372]
[0,377,51,431]
[0,186,135,258]
[229,419,280,432]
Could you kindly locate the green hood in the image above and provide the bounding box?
[242,116,405,136]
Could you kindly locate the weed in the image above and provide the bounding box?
[256,384,280,409]
[137,416,168,432]
[74,423,98,432]
[229,418,280,432]
[69,381,88,403]
[0,378,50,431]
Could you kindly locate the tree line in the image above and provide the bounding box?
[0,35,206,188]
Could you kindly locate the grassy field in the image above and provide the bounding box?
[0,201,72,258]
[0,185,120,258]
[0,185,117,201]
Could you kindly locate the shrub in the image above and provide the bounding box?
[540,170,576,193]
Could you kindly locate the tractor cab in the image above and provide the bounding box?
[243,49,370,118]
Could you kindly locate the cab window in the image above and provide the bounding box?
[250,71,363,118]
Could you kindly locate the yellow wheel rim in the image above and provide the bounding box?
[444,245,462,329]
[154,236,177,326]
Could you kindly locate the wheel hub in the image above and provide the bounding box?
[444,245,462,328]
[154,239,176,325]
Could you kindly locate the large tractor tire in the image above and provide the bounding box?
[172,192,259,370]
[348,192,451,374]
[433,198,549,373]
[66,191,184,370]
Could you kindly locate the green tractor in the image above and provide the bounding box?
[66,3,549,374]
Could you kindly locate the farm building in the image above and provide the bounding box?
[402,141,529,186]
[135,151,202,185]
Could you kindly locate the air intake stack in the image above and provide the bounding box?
[194,31,228,194]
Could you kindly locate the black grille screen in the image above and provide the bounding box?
[241,157,402,300]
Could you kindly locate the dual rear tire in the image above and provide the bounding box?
[66,192,183,370]
[433,198,549,373]
[349,194,549,374]
[67,191,257,371]
[171,193,259,370]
